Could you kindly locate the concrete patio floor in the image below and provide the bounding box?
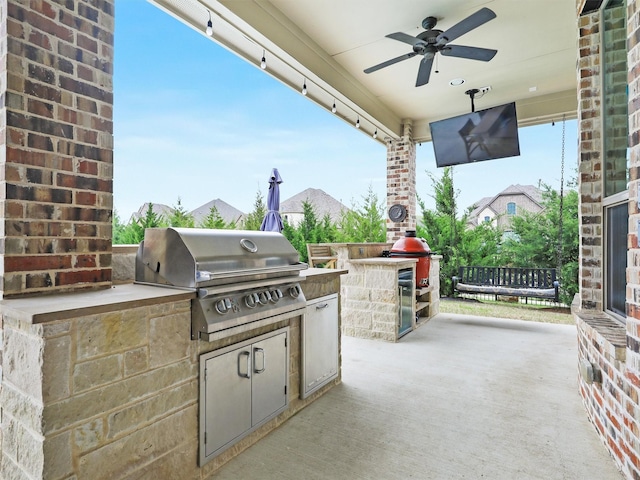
[212,313,624,479]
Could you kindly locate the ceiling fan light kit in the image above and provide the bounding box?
[364,7,498,87]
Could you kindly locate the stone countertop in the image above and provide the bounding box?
[0,283,195,324]
[348,257,417,266]
[300,267,348,278]
[322,242,393,247]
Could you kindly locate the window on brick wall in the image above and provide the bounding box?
[606,198,627,317]
[602,0,628,321]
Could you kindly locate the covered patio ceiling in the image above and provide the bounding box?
[151,0,578,144]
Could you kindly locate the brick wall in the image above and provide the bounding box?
[1,0,115,298]
[575,2,640,478]
[386,120,416,242]
[627,0,640,382]
[577,314,637,478]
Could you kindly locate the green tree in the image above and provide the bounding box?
[243,190,267,230]
[114,203,167,244]
[417,167,477,295]
[336,186,386,242]
[112,209,127,244]
[281,201,339,263]
[498,185,579,304]
[284,201,319,262]
[167,198,195,228]
[199,205,235,229]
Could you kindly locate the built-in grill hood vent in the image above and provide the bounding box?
[135,227,306,289]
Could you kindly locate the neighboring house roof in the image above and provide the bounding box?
[190,198,245,225]
[280,188,349,223]
[499,184,544,204]
[468,196,494,218]
[467,184,545,227]
[129,202,173,223]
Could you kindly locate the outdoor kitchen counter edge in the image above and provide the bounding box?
[300,267,348,278]
[348,257,418,266]
[0,283,195,324]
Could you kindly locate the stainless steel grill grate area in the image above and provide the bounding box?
[135,228,307,340]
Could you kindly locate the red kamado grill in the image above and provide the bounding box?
[389,230,432,287]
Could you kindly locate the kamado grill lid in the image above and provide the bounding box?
[390,230,431,257]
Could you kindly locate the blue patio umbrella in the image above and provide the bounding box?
[260,168,284,232]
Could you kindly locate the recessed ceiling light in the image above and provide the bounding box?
[449,78,465,86]
[529,86,537,92]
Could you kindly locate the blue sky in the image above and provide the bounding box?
[113,0,577,220]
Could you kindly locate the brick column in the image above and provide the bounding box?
[386,120,416,242]
[577,10,603,311]
[627,0,640,379]
[0,1,115,297]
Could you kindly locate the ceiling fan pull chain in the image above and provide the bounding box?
[434,54,439,74]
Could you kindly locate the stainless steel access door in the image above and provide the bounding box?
[301,294,339,398]
[204,346,252,458]
[251,333,288,425]
[200,327,289,466]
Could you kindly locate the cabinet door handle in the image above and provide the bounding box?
[315,303,329,310]
[238,351,251,379]
[253,347,266,374]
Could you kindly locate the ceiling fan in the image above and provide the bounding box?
[364,7,498,87]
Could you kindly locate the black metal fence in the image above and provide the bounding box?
[456,266,557,289]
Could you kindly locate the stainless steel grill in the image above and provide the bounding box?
[135,227,307,340]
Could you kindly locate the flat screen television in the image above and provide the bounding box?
[429,102,520,167]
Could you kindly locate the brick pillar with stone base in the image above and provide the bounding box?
[386,120,416,242]
[0,1,115,477]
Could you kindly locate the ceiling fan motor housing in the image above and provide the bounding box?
[421,16,438,30]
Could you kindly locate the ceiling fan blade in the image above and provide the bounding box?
[364,52,418,74]
[415,56,434,87]
[436,7,496,44]
[386,32,423,46]
[440,44,497,62]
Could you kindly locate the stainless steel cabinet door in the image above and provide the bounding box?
[204,347,252,457]
[251,332,287,425]
[302,294,339,398]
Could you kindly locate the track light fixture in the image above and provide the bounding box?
[206,10,213,37]
[332,100,337,114]
[302,78,307,96]
[260,50,266,69]
[373,128,378,139]
[356,116,360,128]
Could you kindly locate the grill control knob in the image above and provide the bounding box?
[245,294,257,308]
[215,298,232,314]
[289,285,301,298]
[270,289,283,303]
[257,291,269,305]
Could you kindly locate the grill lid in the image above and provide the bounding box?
[135,227,306,289]
[390,230,432,257]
